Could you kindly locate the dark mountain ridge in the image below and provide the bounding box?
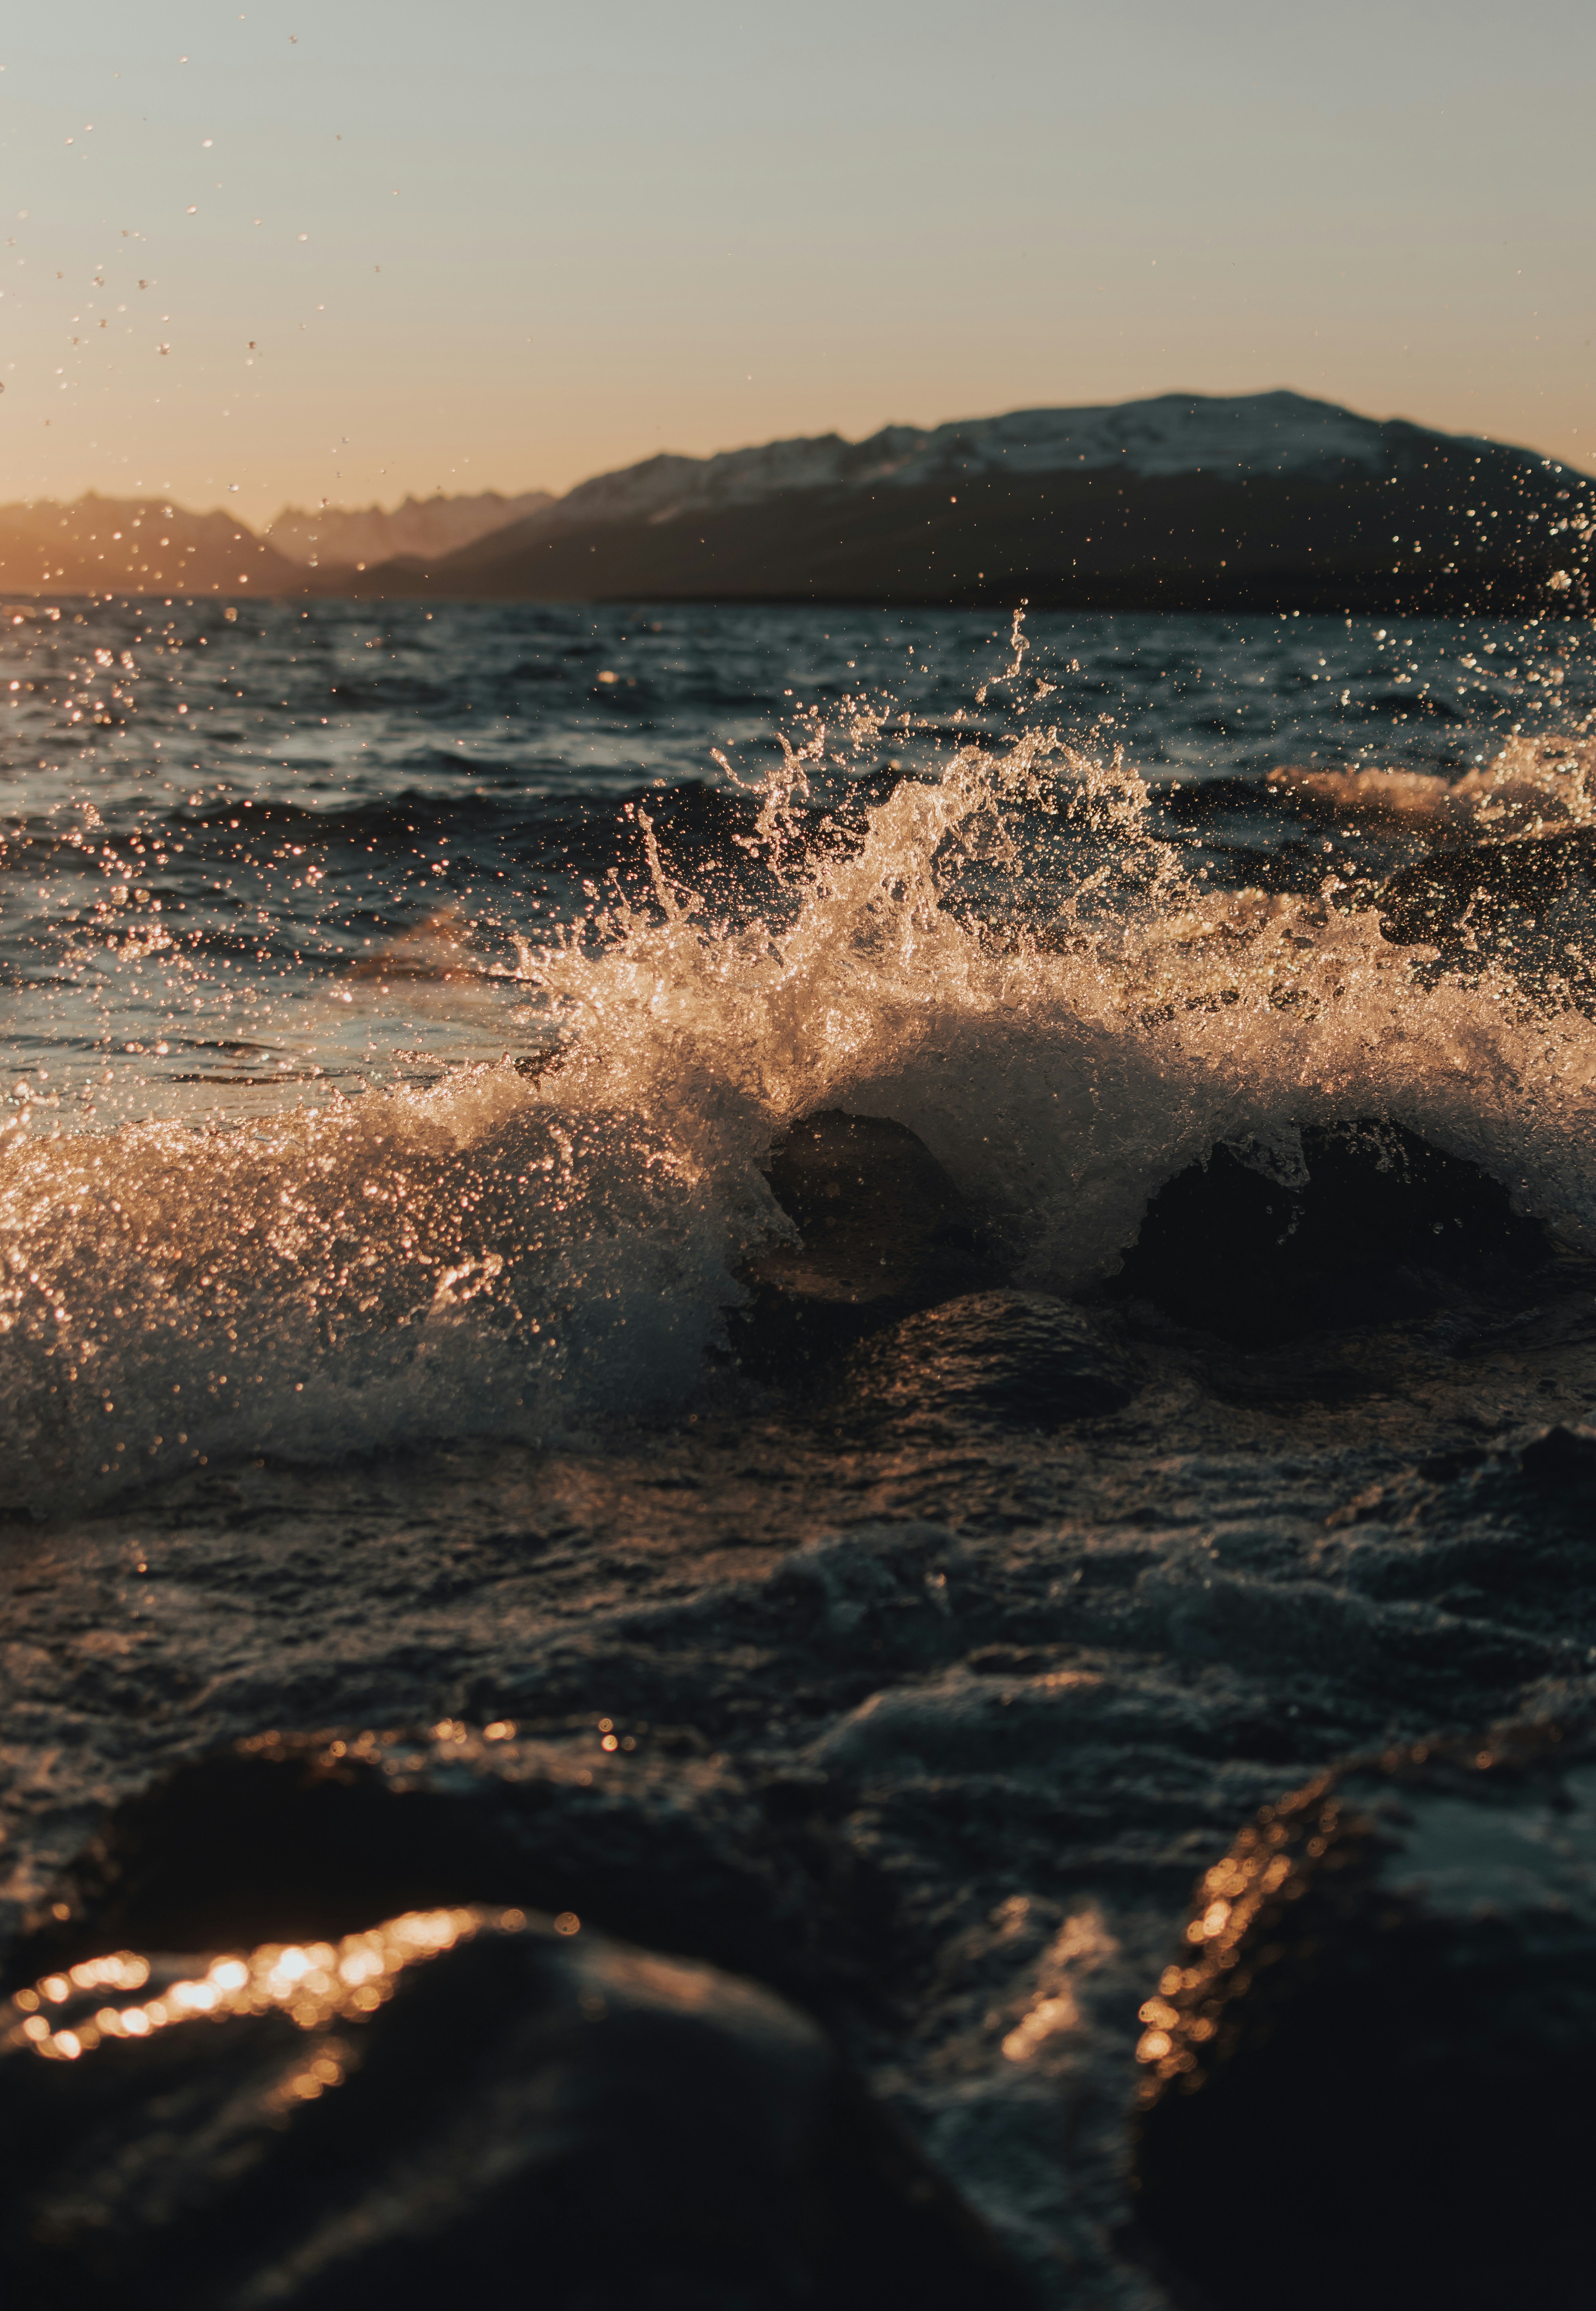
[0,493,302,597]
[320,391,1594,616]
[6,395,1589,613]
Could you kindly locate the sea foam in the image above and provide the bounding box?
[5,695,1596,1512]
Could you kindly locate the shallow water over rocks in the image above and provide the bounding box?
[6,1273,1596,2301]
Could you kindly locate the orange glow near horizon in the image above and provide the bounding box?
[2,1,1592,525]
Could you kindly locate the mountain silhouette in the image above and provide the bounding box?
[6,395,1590,611]
[320,391,1595,615]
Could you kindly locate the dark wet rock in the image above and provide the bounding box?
[1315,1423,1596,1650]
[827,1290,1137,1434]
[1180,838,1337,898]
[2,1733,859,2012]
[1104,1119,1560,1345]
[0,1736,1033,2308]
[1157,773,1273,826]
[735,1111,1004,1373]
[1130,1720,1596,2311]
[1517,1419,1596,1489]
[1157,769,1430,836]
[0,1903,1031,2311]
[1378,825,1596,952]
[1159,766,1455,833]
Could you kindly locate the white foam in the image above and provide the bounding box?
[526,723,1596,1300]
[6,696,1596,1513]
[0,1070,778,1512]
[1266,735,1596,834]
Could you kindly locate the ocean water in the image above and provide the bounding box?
[4,596,1596,2301]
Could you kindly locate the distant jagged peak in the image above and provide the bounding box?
[264,488,554,566]
[0,490,300,594]
[1,491,225,525]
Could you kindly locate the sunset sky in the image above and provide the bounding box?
[4,0,1593,525]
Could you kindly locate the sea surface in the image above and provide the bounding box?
[4,596,1596,2301]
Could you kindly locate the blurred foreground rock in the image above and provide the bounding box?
[2,1900,1029,2311]
[1131,1719,1596,2311]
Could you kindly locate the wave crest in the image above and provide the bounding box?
[7,707,1596,1510]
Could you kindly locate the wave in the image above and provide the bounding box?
[6,693,1596,1513]
[0,1072,775,1510]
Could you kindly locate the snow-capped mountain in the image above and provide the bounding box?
[534,391,1391,537]
[333,389,1587,615]
[9,395,1587,612]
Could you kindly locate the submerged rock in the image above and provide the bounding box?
[828,1290,1136,1434]
[1378,825,1596,959]
[1378,823,1596,944]
[1131,1720,1596,2311]
[0,1904,1029,2311]
[1105,1118,1559,1345]
[735,1111,1003,1373]
[1316,1422,1596,1645]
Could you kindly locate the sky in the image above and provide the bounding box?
[3,0,1594,524]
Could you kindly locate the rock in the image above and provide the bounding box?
[826,1290,1136,1435]
[1130,1719,1596,2311]
[0,1903,1031,2311]
[1104,1119,1556,1346]
[1378,826,1596,959]
[735,1111,1004,1374]
[0,1739,1034,2309]
[5,1733,830,2006]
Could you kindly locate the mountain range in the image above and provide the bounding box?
[3,393,1590,612]
[0,495,301,596]
[262,490,555,569]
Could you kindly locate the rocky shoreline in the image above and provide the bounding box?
[4,1093,1596,2304]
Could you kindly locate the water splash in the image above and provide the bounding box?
[5,635,1596,1512]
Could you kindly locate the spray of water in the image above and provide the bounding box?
[5,640,1596,1510]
